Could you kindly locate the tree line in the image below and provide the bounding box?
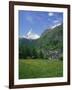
[19,45,44,59]
[19,44,63,61]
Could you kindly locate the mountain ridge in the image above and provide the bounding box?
[20,29,40,40]
[19,24,63,60]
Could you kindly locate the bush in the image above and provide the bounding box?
[59,56,63,61]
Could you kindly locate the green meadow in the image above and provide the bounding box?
[19,59,63,79]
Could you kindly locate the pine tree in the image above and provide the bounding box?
[39,50,44,59]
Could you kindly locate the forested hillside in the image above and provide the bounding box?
[19,24,63,60]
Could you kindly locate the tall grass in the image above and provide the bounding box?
[19,59,63,79]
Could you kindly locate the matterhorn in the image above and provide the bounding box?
[23,29,40,40]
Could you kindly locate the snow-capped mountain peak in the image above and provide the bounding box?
[51,23,61,29]
[27,30,32,36]
[23,29,40,40]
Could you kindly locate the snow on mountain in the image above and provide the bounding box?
[21,29,40,40]
[51,23,61,29]
[19,23,61,40]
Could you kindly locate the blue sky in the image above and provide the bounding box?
[19,10,63,37]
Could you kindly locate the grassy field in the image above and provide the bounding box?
[19,59,63,79]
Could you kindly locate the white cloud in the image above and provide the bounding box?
[48,12,54,16]
[53,20,59,23]
[26,16,33,23]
